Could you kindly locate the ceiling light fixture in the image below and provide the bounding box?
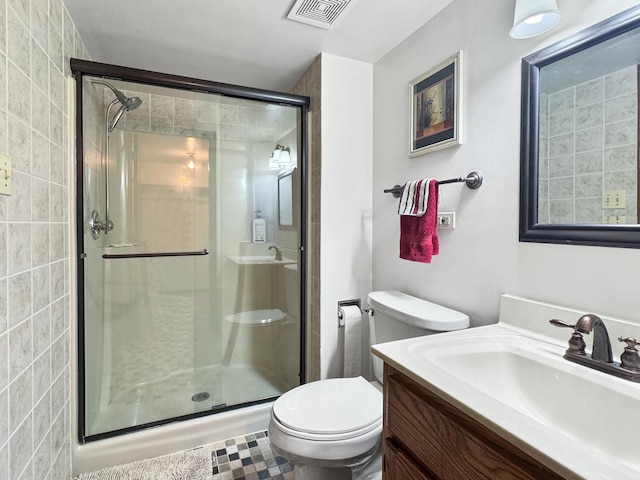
[510,0,562,39]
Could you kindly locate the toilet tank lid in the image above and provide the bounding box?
[367,291,469,331]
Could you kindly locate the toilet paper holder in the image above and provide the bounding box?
[337,299,370,327]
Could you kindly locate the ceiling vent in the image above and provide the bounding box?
[287,0,359,30]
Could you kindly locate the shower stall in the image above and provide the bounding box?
[71,60,308,442]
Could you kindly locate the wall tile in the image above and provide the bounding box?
[575,125,604,153]
[7,63,29,123]
[8,271,30,329]
[8,412,31,480]
[7,0,29,27]
[0,224,6,277]
[0,0,6,56]
[31,48,48,103]
[0,443,7,480]
[549,87,574,113]
[7,9,30,77]
[605,92,636,123]
[575,77,603,108]
[605,118,636,148]
[0,333,7,390]
[2,2,75,478]
[32,177,49,222]
[9,318,31,379]
[605,66,636,99]
[575,150,603,175]
[0,54,6,113]
[31,1,48,52]
[549,154,573,178]
[32,348,50,403]
[0,279,6,335]
[7,171,31,221]
[32,85,50,137]
[7,116,30,173]
[47,22,62,74]
[575,102,602,130]
[32,264,50,313]
[32,132,49,180]
[0,387,7,446]
[32,222,49,267]
[33,423,51,479]
[32,307,49,358]
[549,132,574,157]
[7,222,30,274]
[605,144,636,172]
[8,366,31,432]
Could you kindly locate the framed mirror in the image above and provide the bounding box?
[278,166,296,229]
[520,6,640,248]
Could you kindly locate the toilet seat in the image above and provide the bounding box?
[272,377,382,441]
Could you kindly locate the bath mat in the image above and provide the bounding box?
[76,447,212,480]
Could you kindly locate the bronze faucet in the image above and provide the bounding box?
[550,314,640,382]
[269,245,283,261]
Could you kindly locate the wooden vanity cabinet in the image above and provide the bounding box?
[382,365,564,480]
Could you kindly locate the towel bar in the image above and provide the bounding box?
[384,171,483,198]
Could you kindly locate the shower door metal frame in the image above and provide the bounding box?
[71,58,310,443]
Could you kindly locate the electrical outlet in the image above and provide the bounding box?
[0,153,11,196]
[602,190,625,209]
[603,215,627,224]
[437,212,455,230]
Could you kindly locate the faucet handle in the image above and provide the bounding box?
[618,337,640,372]
[618,336,640,349]
[550,319,586,355]
[550,319,577,331]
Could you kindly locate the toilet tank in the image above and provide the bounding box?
[368,290,469,383]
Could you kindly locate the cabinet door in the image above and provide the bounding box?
[383,366,564,480]
[385,439,437,480]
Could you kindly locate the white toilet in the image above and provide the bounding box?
[268,290,469,480]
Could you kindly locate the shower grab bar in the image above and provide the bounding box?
[103,249,209,259]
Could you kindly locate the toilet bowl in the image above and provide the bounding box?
[269,376,382,479]
[268,290,469,479]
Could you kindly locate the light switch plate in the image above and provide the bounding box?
[602,190,625,209]
[0,153,11,196]
[437,212,455,230]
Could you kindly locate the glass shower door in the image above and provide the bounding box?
[78,73,305,441]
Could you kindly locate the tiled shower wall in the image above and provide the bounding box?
[0,0,89,479]
[290,55,321,382]
[539,66,638,224]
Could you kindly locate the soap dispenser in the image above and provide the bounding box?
[252,210,266,243]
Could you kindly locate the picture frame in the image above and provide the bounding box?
[409,51,463,157]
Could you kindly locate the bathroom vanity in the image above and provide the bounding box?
[382,365,561,479]
[373,294,640,480]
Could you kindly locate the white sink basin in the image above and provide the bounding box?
[229,255,296,265]
[373,320,640,480]
[415,332,640,472]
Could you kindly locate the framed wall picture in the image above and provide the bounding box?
[409,51,463,156]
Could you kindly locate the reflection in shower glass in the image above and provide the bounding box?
[79,76,304,439]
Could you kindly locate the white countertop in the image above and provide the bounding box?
[372,294,640,480]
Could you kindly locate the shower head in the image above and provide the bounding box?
[93,80,143,135]
[92,80,143,112]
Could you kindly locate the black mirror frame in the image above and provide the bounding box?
[520,6,640,248]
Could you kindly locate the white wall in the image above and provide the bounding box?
[373,0,640,327]
[321,54,373,378]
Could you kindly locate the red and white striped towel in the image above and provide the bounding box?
[397,178,432,216]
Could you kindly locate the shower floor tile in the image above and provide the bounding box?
[208,431,295,480]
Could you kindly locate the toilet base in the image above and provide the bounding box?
[294,464,352,480]
[272,440,382,480]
